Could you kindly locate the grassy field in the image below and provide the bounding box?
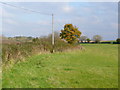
[2,44,118,88]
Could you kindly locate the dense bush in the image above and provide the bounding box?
[116,38,120,43]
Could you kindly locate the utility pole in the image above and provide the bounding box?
[52,13,54,53]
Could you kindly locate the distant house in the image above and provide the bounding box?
[79,40,95,43]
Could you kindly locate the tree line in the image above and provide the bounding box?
[60,24,120,44]
[1,24,120,44]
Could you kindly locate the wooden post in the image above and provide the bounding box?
[52,14,54,53]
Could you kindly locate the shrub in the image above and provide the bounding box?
[116,38,120,43]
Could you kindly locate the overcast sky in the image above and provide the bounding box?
[1,2,118,40]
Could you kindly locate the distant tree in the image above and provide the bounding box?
[32,37,39,42]
[93,35,102,43]
[60,24,82,44]
[79,36,87,43]
[86,38,91,43]
[116,38,120,43]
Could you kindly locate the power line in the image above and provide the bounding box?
[0,2,51,16]
[0,2,55,51]
[0,2,68,51]
[0,2,65,28]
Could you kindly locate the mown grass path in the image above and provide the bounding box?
[2,44,118,88]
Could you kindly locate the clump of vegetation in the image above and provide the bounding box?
[2,32,82,65]
[116,38,120,43]
[79,36,87,43]
[60,24,82,44]
[86,38,91,43]
[93,35,102,43]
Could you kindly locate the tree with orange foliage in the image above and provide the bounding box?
[60,24,82,44]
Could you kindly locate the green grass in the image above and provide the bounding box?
[101,40,116,42]
[2,44,118,88]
